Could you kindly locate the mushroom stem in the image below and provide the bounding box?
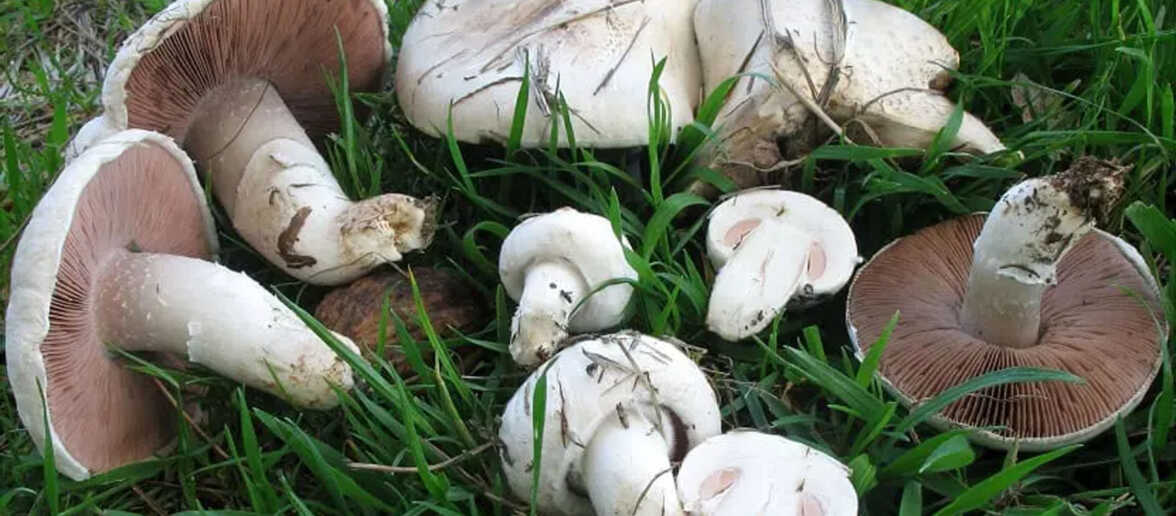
[510,261,587,366]
[707,220,813,341]
[94,250,357,409]
[582,409,684,516]
[183,78,435,285]
[960,162,1125,348]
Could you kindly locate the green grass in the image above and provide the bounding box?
[1,0,1174,514]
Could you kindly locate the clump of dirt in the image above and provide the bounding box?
[1049,156,1129,223]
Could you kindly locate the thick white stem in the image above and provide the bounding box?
[183,79,434,286]
[583,410,684,516]
[707,219,813,341]
[960,173,1110,348]
[94,251,357,409]
[510,261,587,366]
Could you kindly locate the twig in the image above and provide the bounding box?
[132,485,167,516]
[150,377,229,460]
[348,442,494,474]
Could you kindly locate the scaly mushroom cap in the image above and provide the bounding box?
[102,0,390,141]
[847,215,1165,450]
[677,431,857,515]
[693,0,1005,192]
[499,208,637,332]
[498,331,721,515]
[6,130,217,480]
[706,189,860,306]
[396,0,701,147]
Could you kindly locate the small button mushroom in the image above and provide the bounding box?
[5,130,360,481]
[847,157,1166,450]
[691,0,1007,194]
[498,331,721,516]
[395,0,701,148]
[677,431,858,515]
[88,0,434,285]
[705,190,859,341]
[498,208,638,367]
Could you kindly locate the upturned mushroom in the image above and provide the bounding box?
[498,331,721,515]
[847,157,1166,450]
[395,0,701,147]
[5,130,359,481]
[88,0,434,285]
[706,189,859,341]
[677,431,858,515]
[499,208,638,367]
[692,0,1007,193]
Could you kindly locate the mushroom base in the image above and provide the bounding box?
[509,261,588,366]
[183,78,436,285]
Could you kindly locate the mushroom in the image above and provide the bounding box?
[395,0,701,147]
[498,331,721,515]
[314,266,487,372]
[499,208,638,367]
[846,157,1166,450]
[5,130,360,481]
[677,431,858,515]
[89,0,434,285]
[705,189,859,341]
[692,0,1007,193]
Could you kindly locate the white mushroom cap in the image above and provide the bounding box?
[64,115,120,162]
[677,431,858,516]
[499,208,638,365]
[499,331,721,515]
[692,0,1006,191]
[705,190,860,341]
[396,0,701,147]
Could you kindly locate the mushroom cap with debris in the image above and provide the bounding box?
[498,331,721,515]
[396,0,701,147]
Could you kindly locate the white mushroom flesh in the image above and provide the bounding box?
[677,431,857,516]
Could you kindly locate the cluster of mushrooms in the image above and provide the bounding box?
[3,0,1168,515]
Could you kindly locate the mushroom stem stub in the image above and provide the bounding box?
[95,250,356,409]
[960,160,1126,348]
[583,408,684,516]
[183,78,435,285]
[510,261,587,366]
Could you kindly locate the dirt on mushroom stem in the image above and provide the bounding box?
[959,157,1129,349]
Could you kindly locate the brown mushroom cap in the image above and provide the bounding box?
[847,214,1165,450]
[314,267,487,371]
[103,0,388,140]
[7,134,216,477]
